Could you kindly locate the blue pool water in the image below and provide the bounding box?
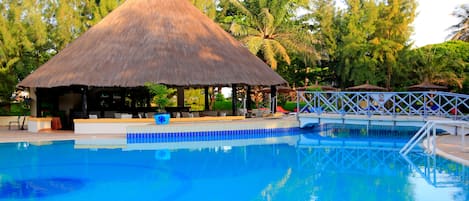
[0,124,468,201]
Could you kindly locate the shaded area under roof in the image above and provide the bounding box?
[407,81,448,91]
[19,0,286,88]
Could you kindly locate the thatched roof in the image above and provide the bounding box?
[261,86,294,94]
[19,0,286,88]
[407,81,447,91]
[345,82,387,92]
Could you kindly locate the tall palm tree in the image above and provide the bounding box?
[226,0,318,70]
[449,4,469,42]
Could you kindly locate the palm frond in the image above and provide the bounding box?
[228,0,253,18]
[243,36,264,55]
[263,41,277,69]
[270,39,291,64]
[260,8,275,36]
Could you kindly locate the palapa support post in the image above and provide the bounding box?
[81,86,88,116]
[232,84,237,116]
[36,88,42,117]
[246,86,252,117]
[270,85,277,113]
[177,87,184,108]
[204,86,209,111]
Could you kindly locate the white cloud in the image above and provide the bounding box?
[411,0,467,47]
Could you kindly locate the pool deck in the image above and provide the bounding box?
[0,118,468,166]
[424,135,469,166]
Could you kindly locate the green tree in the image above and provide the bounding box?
[309,0,338,63]
[0,0,47,97]
[0,0,124,101]
[304,0,338,85]
[371,0,416,89]
[336,0,379,87]
[224,0,317,70]
[190,0,218,19]
[406,41,469,91]
[320,0,416,89]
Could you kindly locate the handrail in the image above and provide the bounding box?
[400,120,469,155]
[400,121,433,155]
[296,91,469,120]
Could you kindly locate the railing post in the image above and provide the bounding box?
[423,92,428,119]
[438,92,442,117]
[341,93,345,117]
[392,95,395,117]
[296,91,300,118]
[462,124,465,152]
[432,123,436,154]
[455,97,459,120]
[426,122,431,152]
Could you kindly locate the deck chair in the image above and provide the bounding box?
[8,116,21,130]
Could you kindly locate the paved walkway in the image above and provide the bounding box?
[1,121,468,166]
[431,135,469,166]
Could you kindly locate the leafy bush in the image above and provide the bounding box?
[215,93,225,101]
[213,100,232,111]
[145,83,175,112]
[0,103,30,116]
[283,101,306,111]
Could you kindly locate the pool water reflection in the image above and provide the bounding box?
[0,124,467,201]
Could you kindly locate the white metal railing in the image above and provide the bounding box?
[296,91,469,120]
[400,121,435,155]
[399,120,469,155]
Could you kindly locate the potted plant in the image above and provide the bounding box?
[145,83,173,125]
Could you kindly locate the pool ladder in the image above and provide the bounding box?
[400,121,435,156]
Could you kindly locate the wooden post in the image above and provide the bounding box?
[232,84,237,116]
[271,85,277,113]
[36,88,42,117]
[177,87,184,108]
[246,86,252,117]
[204,86,209,111]
[81,86,88,116]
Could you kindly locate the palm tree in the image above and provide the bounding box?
[449,4,469,42]
[225,0,318,70]
[411,48,464,89]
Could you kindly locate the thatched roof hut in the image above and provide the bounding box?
[345,81,387,92]
[19,0,286,88]
[407,81,447,91]
[261,86,294,94]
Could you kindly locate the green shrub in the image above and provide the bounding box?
[213,100,232,111]
[282,101,307,112]
[145,83,175,112]
[0,103,30,116]
[215,93,225,101]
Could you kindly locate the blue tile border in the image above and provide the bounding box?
[126,127,301,144]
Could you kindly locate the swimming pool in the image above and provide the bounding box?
[0,124,468,201]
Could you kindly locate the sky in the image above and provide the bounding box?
[412,0,467,47]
